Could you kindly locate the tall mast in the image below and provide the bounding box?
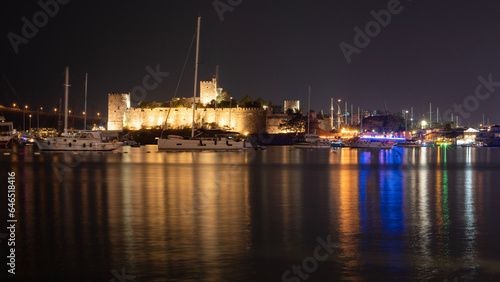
[64,66,69,135]
[429,103,432,128]
[330,98,333,130]
[345,101,347,125]
[351,104,353,125]
[307,86,310,135]
[84,73,88,130]
[191,16,201,138]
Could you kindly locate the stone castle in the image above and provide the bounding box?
[200,78,222,104]
[108,79,332,134]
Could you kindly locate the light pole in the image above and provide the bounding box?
[29,115,32,135]
[23,105,28,132]
[229,97,233,129]
[405,110,408,132]
[37,107,42,134]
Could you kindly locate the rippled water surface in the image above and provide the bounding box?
[1,145,500,281]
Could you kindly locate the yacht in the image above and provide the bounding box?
[35,131,122,151]
[0,117,14,148]
[346,135,405,149]
[476,125,500,147]
[35,67,122,151]
[158,131,247,151]
[157,17,248,151]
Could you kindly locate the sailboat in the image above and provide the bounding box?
[157,17,248,151]
[293,86,331,149]
[35,67,123,151]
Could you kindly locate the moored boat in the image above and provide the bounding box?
[157,17,248,151]
[35,130,122,151]
[35,67,123,152]
[293,139,331,149]
[330,139,344,147]
[395,140,423,148]
[476,125,500,147]
[346,135,405,149]
[0,117,14,148]
[158,132,247,151]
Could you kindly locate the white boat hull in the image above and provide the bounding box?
[294,142,331,149]
[35,137,122,151]
[158,138,248,151]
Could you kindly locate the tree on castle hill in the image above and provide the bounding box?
[206,99,217,108]
[238,94,253,107]
[217,91,231,103]
[149,101,159,108]
[254,97,267,108]
[218,100,230,108]
[279,112,306,133]
[138,101,150,109]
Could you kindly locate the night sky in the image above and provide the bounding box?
[2,0,500,126]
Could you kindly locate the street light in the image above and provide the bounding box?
[13,103,16,109]
[23,105,28,132]
[37,107,43,133]
[29,114,32,135]
[405,110,408,132]
[421,120,427,129]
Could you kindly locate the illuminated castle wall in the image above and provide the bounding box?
[108,93,331,134]
[108,93,266,134]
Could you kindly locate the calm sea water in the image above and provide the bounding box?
[1,145,500,281]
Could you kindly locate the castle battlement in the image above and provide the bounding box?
[107,93,324,134]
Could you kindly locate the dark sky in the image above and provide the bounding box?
[2,0,500,126]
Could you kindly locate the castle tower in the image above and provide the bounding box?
[284,100,300,113]
[108,93,131,130]
[200,78,222,105]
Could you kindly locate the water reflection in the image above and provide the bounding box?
[1,146,499,280]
